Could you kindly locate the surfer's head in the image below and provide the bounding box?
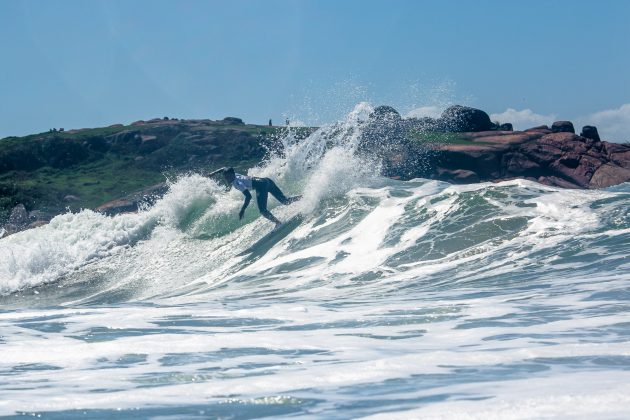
[223,167,236,182]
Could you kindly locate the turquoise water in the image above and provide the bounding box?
[1,105,629,419]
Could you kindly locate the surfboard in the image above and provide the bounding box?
[238,214,303,257]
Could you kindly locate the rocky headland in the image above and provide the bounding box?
[369,105,630,189]
[1,107,629,237]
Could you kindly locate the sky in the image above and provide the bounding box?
[1,0,629,141]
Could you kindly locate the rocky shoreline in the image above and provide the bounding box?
[363,105,630,189]
[433,127,630,189]
[1,106,629,237]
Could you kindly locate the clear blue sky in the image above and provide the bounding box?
[2,0,629,137]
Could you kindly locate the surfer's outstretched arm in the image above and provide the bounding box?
[239,190,252,220]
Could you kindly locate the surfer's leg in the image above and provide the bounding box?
[256,184,281,225]
[268,179,292,205]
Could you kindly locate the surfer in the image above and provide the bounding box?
[210,167,300,227]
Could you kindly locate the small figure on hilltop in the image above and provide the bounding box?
[268,119,273,126]
[209,167,300,228]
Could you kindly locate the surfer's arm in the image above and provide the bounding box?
[239,190,252,220]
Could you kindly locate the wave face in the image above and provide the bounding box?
[1,103,630,418]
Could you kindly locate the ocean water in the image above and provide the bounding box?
[1,104,629,419]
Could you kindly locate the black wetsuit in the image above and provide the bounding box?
[251,177,295,218]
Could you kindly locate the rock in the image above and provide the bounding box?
[2,227,19,238]
[526,125,550,131]
[28,220,48,229]
[370,106,402,122]
[222,117,244,125]
[95,183,169,216]
[437,168,479,183]
[1,205,47,237]
[524,125,552,135]
[426,128,630,189]
[538,175,582,189]
[130,120,146,126]
[28,210,52,222]
[580,125,601,142]
[551,154,603,188]
[362,105,405,146]
[8,204,29,227]
[407,116,440,132]
[603,141,630,169]
[502,151,542,176]
[590,163,630,188]
[551,121,575,133]
[499,123,513,131]
[64,194,80,202]
[440,105,493,132]
[95,199,138,216]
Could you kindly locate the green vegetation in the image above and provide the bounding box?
[410,131,469,145]
[0,156,164,214]
[410,131,493,146]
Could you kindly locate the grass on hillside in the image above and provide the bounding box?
[0,156,165,216]
[410,130,495,146]
[410,131,469,145]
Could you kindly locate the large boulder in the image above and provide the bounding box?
[1,204,30,236]
[603,141,630,169]
[28,210,52,222]
[440,105,493,132]
[360,105,437,178]
[551,121,575,133]
[580,125,601,142]
[590,163,630,188]
[407,116,441,132]
[424,129,630,189]
[95,182,169,216]
[370,106,402,122]
[95,199,138,216]
[8,204,28,227]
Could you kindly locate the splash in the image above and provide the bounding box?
[0,103,381,295]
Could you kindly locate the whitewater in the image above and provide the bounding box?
[1,103,629,419]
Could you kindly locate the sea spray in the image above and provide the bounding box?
[251,102,382,214]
